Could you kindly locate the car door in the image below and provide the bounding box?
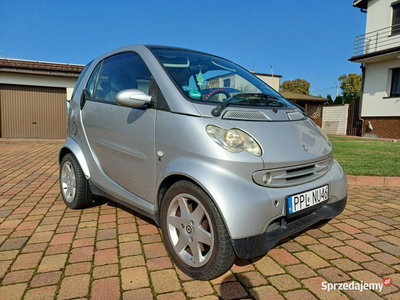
[81,52,156,203]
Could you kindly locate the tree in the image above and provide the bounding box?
[280,78,310,95]
[337,73,362,104]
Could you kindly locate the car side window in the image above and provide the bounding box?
[86,62,102,98]
[93,52,152,104]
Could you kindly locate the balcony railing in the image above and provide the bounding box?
[353,24,400,56]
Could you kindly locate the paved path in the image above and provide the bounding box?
[0,139,399,300]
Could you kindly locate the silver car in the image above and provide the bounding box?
[59,45,347,280]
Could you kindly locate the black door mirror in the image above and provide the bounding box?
[80,89,91,109]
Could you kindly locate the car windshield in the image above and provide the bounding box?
[150,48,294,108]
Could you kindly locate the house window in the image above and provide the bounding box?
[223,78,230,87]
[390,68,400,96]
[392,2,400,35]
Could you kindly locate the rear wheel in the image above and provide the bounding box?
[161,180,235,280]
[60,154,92,209]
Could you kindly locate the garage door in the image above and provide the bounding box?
[0,84,67,138]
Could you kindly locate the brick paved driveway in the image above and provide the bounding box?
[0,139,400,300]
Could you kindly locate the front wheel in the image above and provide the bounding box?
[161,181,235,280]
[60,153,93,209]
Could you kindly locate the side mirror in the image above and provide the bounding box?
[80,89,91,109]
[115,89,152,108]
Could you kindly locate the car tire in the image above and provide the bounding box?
[60,153,93,209]
[161,180,235,280]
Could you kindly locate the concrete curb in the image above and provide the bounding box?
[347,175,400,187]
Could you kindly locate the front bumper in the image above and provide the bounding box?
[231,195,347,259]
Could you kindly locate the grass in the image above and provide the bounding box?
[330,136,400,177]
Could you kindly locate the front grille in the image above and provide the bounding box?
[253,158,332,188]
[222,110,271,121]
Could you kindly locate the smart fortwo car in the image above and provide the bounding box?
[59,45,347,280]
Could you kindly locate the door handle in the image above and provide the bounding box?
[32,122,37,124]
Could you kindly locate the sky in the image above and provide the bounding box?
[0,0,366,98]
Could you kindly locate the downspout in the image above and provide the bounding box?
[359,63,366,136]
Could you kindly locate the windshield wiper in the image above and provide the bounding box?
[211,93,280,117]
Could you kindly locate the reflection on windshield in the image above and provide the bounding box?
[150,48,293,108]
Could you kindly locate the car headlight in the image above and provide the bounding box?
[206,125,262,156]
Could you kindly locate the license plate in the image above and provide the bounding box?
[287,185,329,217]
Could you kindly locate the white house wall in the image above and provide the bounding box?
[255,75,280,91]
[0,72,77,99]
[366,0,391,33]
[362,59,400,117]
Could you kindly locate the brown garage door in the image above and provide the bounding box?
[0,84,67,138]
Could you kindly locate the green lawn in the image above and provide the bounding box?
[330,136,400,177]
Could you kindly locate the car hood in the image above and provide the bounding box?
[227,118,332,169]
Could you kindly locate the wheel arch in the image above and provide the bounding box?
[59,138,91,179]
[155,173,228,237]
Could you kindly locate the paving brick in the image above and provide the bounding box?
[93,264,119,279]
[143,242,168,258]
[214,281,248,300]
[270,274,301,291]
[64,262,92,276]
[0,260,12,279]
[72,237,95,248]
[157,291,186,300]
[307,244,342,259]
[210,270,236,285]
[230,257,255,273]
[0,237,28,250]
[317,267,350,282]
[249,285,284,300]
[0,283,27,300]
[372,252,400,265]
[123,288,153,300]
[319,237,345,247]
[151,269,181,293]
[28,231,53,244]
[183,280,214,298]
[284,290,317,300]
[49,232,73,245]
[2,269,34,285]
[69,246,94,263]
[91,277,120,300]
[268,248,300,265]
[121,267,149,290]
[24,286,58,300]
[140,234,162,244]
[253,256,285,276]
[97,228,117,240]
[16,220,39,231]
[293,251,330,270]
[120,241,142,257]
[58,274,90,299]
[330,258,363,272]
[362,261,396,275]
[11,252,42,270]
[281,242,305,252]
[371,241,400,255]
[139,224,159,235]
[75,227,96,239]
[99,214,116,223]
[353,233,380,242]
[96,239,117,250]
[285,264,317,279]
[237,271,268,287]
[59,216,80,226]
[345,239,381,254]
[335,246,373,262]
[147,256,173,271]
[118,223,137,234]
[94,248,118,265]
[119,233,139,242]
[120,255,145,268]
[45,244,70,255]
[37,254,68,273]
[30,271,61,287]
